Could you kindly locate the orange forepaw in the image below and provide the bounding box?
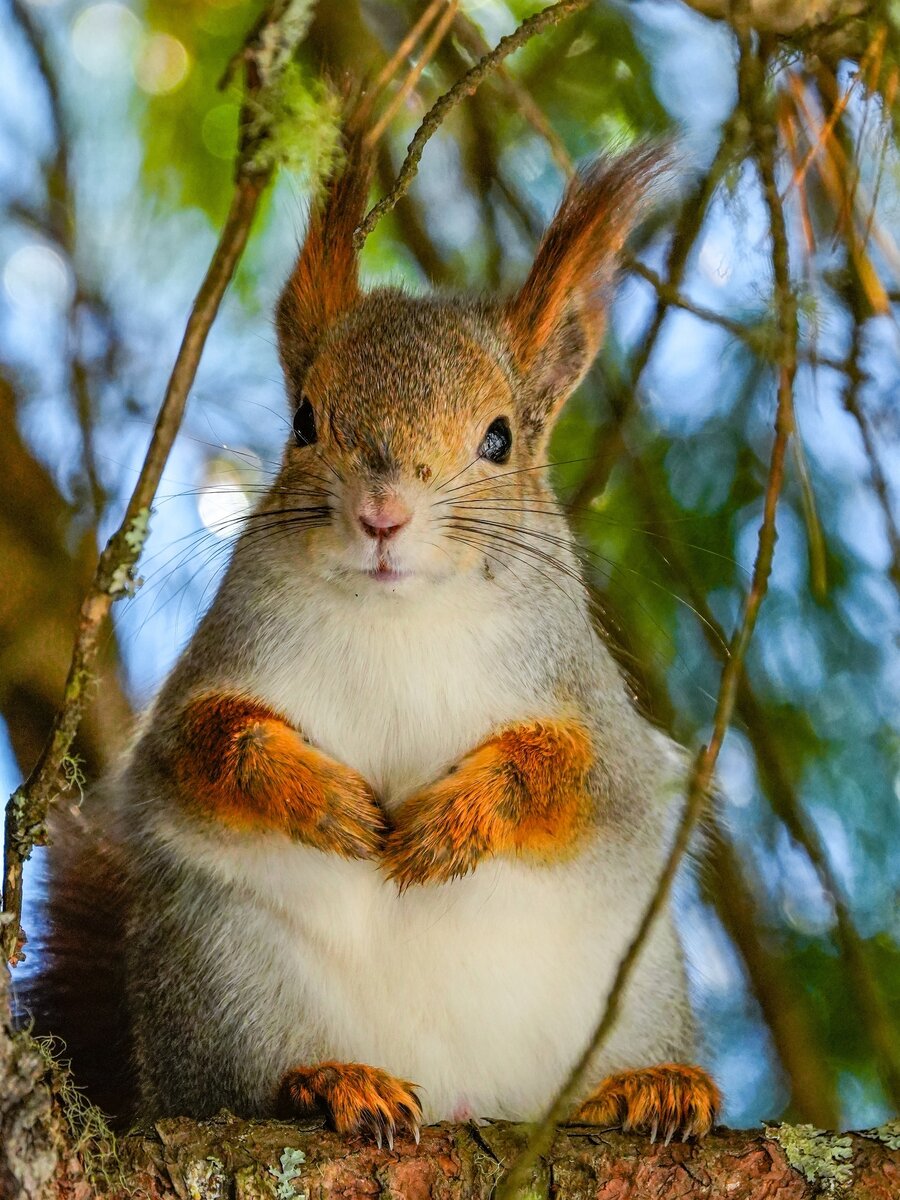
[278,1061,422,1147]
[172,692,386,858]
[575,1064,720,1143]
[382,717,593,888]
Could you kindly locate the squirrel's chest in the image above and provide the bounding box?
[254,590,537,808]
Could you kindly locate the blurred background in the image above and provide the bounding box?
[1,0,898,1130]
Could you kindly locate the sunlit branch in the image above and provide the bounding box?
[0,0,305,967]
[354,0,589,246]
[495,25,802,1197]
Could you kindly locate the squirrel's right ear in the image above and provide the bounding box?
[504,146,662,442]
[276,124,374,388]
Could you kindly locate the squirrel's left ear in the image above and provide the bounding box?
[276,123,374,389]
[504,146,662,441]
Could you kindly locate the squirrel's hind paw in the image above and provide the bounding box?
[278,1061,422,1147]
[575,1063,720,1143]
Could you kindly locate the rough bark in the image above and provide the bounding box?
[99,1118,900,1199]
[1,983,898,1198]
[0,963,69,1200]
[2,1050,899,1200]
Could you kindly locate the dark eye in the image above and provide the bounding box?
[292,397,317,447]
[479,417,512,464]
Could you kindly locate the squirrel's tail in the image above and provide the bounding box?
[17,797,136,1124]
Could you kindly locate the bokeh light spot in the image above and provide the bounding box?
[3,243,73,311]
[197,459,252,538]
[201,104,239,160]
[71,3,141,79]
[134,33,190,96]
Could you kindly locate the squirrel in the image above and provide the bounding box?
[31,120,721,1148]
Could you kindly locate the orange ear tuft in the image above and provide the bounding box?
[504,145,664,426]
[277,121,375,384]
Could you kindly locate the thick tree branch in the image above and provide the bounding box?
[8,1103,900,1200]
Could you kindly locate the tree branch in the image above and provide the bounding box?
[8,1103,900,1200]
[0,0,310,966]
[354,0,589,246]
[496,23,802,1197]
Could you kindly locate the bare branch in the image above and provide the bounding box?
[0,0,311,966]
[354,0,589,246]
[496,27,801,1197]
[450,7,574,175]
[841,276,900,601]
[624,257,847,372]
[565,109,742,514]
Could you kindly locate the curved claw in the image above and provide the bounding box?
[573,1064,720,1144]
[278,1061,422,1148]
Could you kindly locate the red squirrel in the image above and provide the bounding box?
[35,121,720,1147]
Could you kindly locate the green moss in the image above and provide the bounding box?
[764,1123,854,1194]
[863,1118,900,1150]
[33,1035,123,1191]
[108,506,151,598]
[242,64,341,180]
[270,1146,308,1200]
[183,1155,228,1200]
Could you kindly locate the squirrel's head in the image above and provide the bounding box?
[268,129,659,595]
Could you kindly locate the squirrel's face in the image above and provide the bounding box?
[265,134,658,596]
[269,294,531,592]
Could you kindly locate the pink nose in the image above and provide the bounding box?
[358,498,410,541]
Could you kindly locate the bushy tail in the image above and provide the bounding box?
[17,797,136,1124]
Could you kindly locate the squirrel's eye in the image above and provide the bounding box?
[292,397,317,447]
[478,417,512,464]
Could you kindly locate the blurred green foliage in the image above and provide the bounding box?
[3,0,899,1131]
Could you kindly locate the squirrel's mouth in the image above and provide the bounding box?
[367,560,411,583]
[367,566,412,580]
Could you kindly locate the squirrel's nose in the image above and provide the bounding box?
[358,497,410,541]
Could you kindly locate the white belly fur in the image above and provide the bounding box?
[158,580,679,1120]
[258,579,540,808]
[173,831,650,1121]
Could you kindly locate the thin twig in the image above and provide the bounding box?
[450,7,573,175]
[366,0,459,146]
[781,23,885,198]
[10,0,114,521]
[369,0,447,103]
[354,0,589,246]
[623,258,846,373]
[610,440,900,1116]
[498,364,793,1199]
[842,312,900,590]
[496,28,799,1198]
[0,0,307,966]
[566,109,742,516]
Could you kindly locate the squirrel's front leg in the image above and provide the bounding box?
[167,691,387,858]
[382,718,594,888]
